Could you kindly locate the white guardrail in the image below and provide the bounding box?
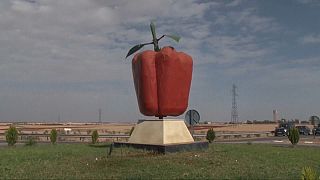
[0,132,274,142]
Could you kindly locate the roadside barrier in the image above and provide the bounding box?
[0,132,274,143]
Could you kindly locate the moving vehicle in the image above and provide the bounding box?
[275,122,295,136]
[296,126,311,135]
[313,124,320,135]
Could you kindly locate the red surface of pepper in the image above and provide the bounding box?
[132,47,193,117]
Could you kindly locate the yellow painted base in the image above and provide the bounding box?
[128,119,194,145]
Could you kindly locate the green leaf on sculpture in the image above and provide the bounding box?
[165,34,180,42]
[150,21,157,40]
[126,44,144,58]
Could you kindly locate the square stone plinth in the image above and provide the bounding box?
[114,119,208,153]
[128,119,194,145]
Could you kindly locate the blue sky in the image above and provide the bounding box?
[0,0,320,122]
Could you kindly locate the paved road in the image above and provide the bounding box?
[217,135,320,147]
[2,136,320,147]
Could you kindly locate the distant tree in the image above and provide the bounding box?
[310,119,315,126]
[5,126,18,146]
[309,116,320,126]
[50,129,57,144]
[206,129,216,143]
[288,127,299,146]
[300,121,309,124]
[91,130,99,144]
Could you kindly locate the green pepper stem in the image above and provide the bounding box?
[150,24,160,52]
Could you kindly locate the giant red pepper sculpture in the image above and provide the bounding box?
[126,22,193,119]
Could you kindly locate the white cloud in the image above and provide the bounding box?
[226,0,243,7]
[231,8,281,33]
[190,35,273,65]
[295,0,320,5]
[0,0,223,86]
[289,57,320,67]
[0,0,216,83]
[300,34,320,44]
[0,0,217,121]
[0,0,315,122]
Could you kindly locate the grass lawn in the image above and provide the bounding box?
[0,143,319,179]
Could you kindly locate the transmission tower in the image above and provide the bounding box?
[231,84,239,124]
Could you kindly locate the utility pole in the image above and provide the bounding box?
[99,108,102,124]
[231,84,239,125]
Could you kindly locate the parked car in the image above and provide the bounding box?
[313,125,320,135]
[275,122,295,136]
[296,126,311,135]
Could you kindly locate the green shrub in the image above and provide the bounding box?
[91,130,99,144]
[288,127,299,146]
[301,166,318,180]
[25,137,37,146]
[50,129,57,144]
[5,126,18,146]
[206,128,216,143]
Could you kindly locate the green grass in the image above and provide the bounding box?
[0,143,320,179]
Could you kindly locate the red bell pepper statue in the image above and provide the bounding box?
[126,22,193,119]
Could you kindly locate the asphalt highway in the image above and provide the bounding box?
[1,136,320,147]
[217,135,320,147]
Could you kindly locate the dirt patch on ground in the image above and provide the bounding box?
[0,123,134,135]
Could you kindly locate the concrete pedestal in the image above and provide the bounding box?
[114,119,208,153]
[129,119,194,145]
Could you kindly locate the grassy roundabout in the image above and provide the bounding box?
[0,143,319,179]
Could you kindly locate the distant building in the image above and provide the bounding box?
[64,128,72,134]
[273,110,279,122]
